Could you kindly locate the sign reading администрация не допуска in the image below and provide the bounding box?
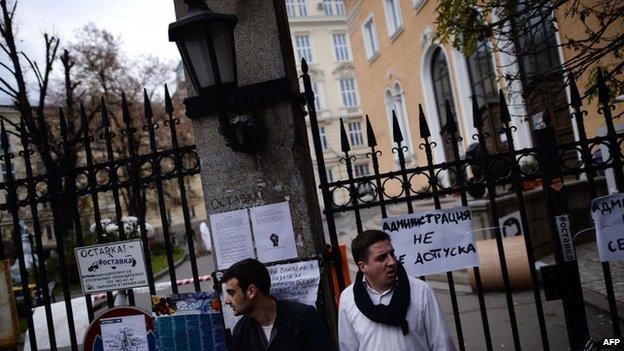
[382,206,479,276]
[75,239,149,294]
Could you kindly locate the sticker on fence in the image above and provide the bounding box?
[591,193,624,262]
[555,215,576,262]
[499,211,523,237]
[381,206,479,276]
[75,239,148,294]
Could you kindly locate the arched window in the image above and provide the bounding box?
[385,83,412,154]
[466,40,504,153]
[431,47,456,161]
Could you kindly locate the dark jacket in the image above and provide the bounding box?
[232,300,334,351]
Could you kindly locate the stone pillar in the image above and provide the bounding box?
[173,0,337,337]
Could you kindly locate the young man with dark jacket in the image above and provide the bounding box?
[222,258,334,351]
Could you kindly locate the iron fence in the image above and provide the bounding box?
[0,85,201,351]
[302,58,622,351]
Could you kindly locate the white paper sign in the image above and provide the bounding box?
[591,193,624,262]
[268,260,320,307]
[499,211,523,237]
[382,206,479,276]
[101,314,149,351]
[251,202,298,263]
[75,239,148,294]
[210,209,255,269]
[555,215,576,262]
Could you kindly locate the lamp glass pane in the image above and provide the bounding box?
[183,28,215,89]
[210,23,236,85]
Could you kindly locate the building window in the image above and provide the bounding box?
[312,81,323,110]
[295,35,313,62]
[354,163,372,195]
[339,78,358,107]
[466,40,498,108]
[297,0,308,16]
[332,33,350,61]
[285,0,296,17]
[385,83,412,152]
[362,17,380,60]
[431,47,457,127]
[319,126,329,150]
[384,0,403,37]
[324,0,345,15]
[326,169,334,182]
[348,121,364,147]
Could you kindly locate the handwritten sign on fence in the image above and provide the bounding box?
[381,206,479,276]
[75,239,148,294]
[591,193,624,262]
[268,260,320,307]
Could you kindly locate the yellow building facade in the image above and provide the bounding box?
[343,0,623,185]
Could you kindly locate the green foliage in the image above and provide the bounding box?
[435,0,487,57]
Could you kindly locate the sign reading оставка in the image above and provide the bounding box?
[381,206,479,276]
[75,239,148,294]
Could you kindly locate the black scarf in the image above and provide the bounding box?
[353,263,411,335]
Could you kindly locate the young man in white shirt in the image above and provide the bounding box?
[338,230,456,351]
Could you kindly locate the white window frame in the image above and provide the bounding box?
[348,121,364,147]
[297,0,308,16]
[312,81,324,110]
[362,15,380,61]
[285,0,296,17]
[332,33,350,62]
[323,0,345,16]
[384,0,404,38]
[319,125,330,150]
[385,82,413,157]
[326,168,334,182]
[294,35,313,63]
[339,78,358,108]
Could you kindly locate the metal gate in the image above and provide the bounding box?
[302,58,622,351]
[0,86,202,350]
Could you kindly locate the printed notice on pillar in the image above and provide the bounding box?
[75,239,148,294]
[268,260,320,307]
[210,209,255,270]
[250,202,298,263]
[591,193,624,262]
[381,206,479,276]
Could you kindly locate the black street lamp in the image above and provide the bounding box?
[169,0,295,153]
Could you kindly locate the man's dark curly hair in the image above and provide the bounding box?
[222,258,271,295]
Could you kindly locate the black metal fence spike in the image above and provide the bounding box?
[164,84,173,114]
[596,67,611,107]
[419,104,431,139]
[472,95,483,129]
[0,120,8,150]
[144,89,154,119]
[392,110,404,144]
[568,72,582,110]
[542,107,552,127]
[365,115,377,148]
[445,100,457,134]
[121,92,132,126]
[339,118,351,152]
[100,96,110,128]
[301,58,308,73]
[499,89,511,124]
[58,107,68,137]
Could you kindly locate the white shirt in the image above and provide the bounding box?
[338,276,456,351]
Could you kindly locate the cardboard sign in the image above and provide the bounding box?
[151,292,227,351]
[75,239,148,294]
[0,260,19,349]
[382,206,479,276]
[555,215,576,262]
[591,193,624,262]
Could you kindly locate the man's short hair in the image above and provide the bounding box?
[222,258,271,295]
[351,229,391,263]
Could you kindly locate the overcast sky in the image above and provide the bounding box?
[2,0,181,102]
